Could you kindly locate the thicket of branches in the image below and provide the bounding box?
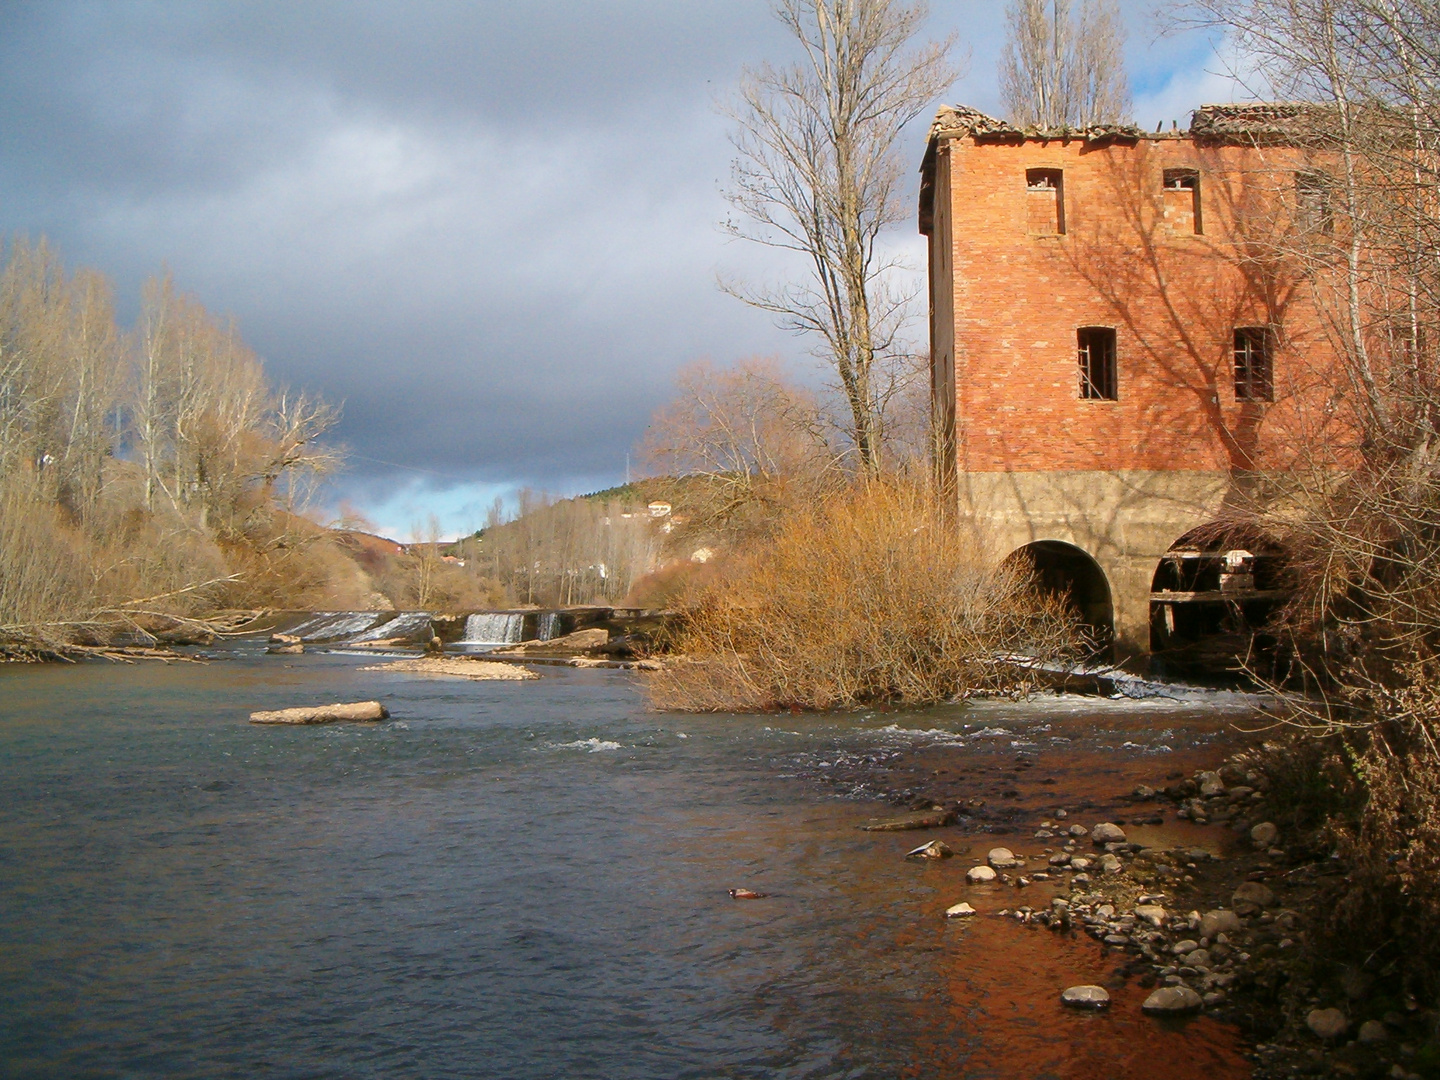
[999,0,1131,128]
[722,0,960,476]
[1186,0,1440,998]
[0,239,344,652]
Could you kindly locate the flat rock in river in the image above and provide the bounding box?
[249,701,389,725]
[1142,986,1204,1013]
[1061,985,1111,1009]
[861,808,955,832]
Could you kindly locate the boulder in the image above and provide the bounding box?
[249,701,388,724]
[987,847,1019,869]
[1250,821,1279,847]
[1068,824,1089,837]
[1306,1008,1348,1041]
[1061,985,1111,1009]
[1357,1020,1388,1044]
[268,632,301,644]
[966,865,998,884]
[945,902,977,918]
[1135,905,1167,927]
[1200,909,1243,939]
[1185,949,1212,969]
[1142,986,1204,1013]
[267,643,304,655]
[1099,853,1123,874]
[1232,881,1276,915]
[1197,771,1226,797]
[1091,822,1126,844]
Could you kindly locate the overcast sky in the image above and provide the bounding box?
[0,0,1243,538]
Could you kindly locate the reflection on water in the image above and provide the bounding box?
[0,652,1253,1078]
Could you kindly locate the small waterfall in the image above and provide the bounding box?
[289,612,386,643]
[351,612,432,643]
[461,612,525,644]
[535,612,561,641]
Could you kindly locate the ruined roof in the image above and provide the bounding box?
[927,105,1145,144]
[1187,102,1336,144]
[926,102,1337,148]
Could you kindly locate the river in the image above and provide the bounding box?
[0,643,1259,1078]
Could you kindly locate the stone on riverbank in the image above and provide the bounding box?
[1306,1008,1348,1041]
[1200,909,1242,938]
[1061,985,1110,1009]
[1357,1020,1388,1044]
[987,847,1018,869]
[1135,904,1167,926]
[267,643,304,654]
[249,701,388,724]
[966,865,997,883]
[1232,881,1275,914]
[945,902,977,918]
[1091,822,1126,844]
[1142,986,1204,1013]
[1250,821,1278,847]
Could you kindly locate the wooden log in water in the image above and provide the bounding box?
[249,701,389,725]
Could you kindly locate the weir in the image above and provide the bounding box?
[460,612,525,644]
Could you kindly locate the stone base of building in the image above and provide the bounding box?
[955,468,1234,661]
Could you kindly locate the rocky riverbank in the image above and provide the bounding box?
[830,711,1430,1080]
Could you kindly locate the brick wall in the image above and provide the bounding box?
[930,133,1337,478]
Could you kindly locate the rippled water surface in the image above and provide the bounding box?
[0,648,1258,1079]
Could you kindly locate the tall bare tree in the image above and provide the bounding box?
[999,0,1131,127]
[723,0,960,476]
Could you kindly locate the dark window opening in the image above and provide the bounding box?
[1026,168,1064,235]
[1234,327,1275,402]
[1078,327,1118,400]
[1296,170,1334,234]
[1163,168,1202,234]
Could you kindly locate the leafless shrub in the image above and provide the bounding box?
[1000,0,1131,128]
[646,479,1083,711]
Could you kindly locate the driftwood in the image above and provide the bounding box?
[249,701,389,725]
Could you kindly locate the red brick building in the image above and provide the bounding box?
[920,104,1337,663]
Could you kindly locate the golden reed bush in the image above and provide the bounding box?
[646,481,1083,711]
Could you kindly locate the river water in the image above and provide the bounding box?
[0,645,1259,1079]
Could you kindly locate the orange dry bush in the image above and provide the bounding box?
[647,481,1082,711]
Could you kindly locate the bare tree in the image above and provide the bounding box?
[723,0,961,476]
[999,0,1131,128]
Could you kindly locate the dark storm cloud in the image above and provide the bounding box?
[0,0,1230,535]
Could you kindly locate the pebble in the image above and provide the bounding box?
[1055,808,1068,819]
[1098,853,1122,874]
[1061,985,1111,1009]
[987,847,1019,869]
[1358,1020,1388,1044]
[1185,948,1211,969]
[1091,822,1126,844]
[966,865,997,884]
[945,902,977,918]
[1049,852,1071,866]
[1068,824,1088,837]
[1069,856,1093,871]
[1142,986,1204,1013]
[1250,821,1278,847]
[1306,1007,1348,1041]
[1172,939,1199,955]
[1134,784,1157,798]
